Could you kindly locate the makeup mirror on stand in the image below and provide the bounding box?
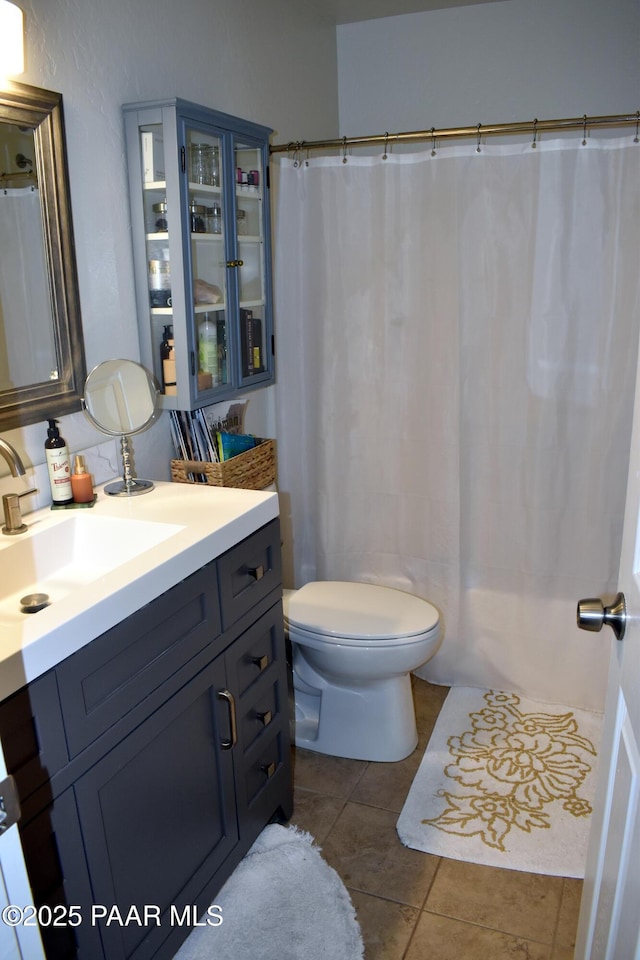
[82,359,159,496]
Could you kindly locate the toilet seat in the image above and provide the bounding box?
[284,581,439,646]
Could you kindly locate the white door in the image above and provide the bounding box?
[0,747,45,959]
[574,357,640,957]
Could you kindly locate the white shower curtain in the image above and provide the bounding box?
[0,186,56,390]
[273,137,640,712]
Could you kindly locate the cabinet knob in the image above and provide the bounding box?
[261,761,276,779]
[226,259,244,268]
[251,654,269,672]
[247,564,264,581]
[257,710,272,727]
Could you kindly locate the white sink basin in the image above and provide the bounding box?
[0,514,183,624]
[0,480,279,704]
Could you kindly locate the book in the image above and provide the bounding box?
[240,309,264,376]
[141,130,165,183]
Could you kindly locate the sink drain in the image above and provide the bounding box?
[20,593,51,614]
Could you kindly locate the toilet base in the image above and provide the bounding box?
[293,668,418,762]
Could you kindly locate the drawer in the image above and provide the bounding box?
[242,729,286,809]
[238,678,280,754]
[217,519,282,630]
[230,601,284,700]
[55,561,221,758]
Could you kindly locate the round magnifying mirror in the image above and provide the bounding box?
[82,359,159,496]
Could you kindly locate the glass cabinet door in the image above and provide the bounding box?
[138,122,175,396]
[234,138,268,384]
[186,125,229,396]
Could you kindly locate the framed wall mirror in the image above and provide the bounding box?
[0,80,86,430]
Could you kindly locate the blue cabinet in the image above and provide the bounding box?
[123,99,274,410]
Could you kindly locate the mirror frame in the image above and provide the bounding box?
[0,80,86,430]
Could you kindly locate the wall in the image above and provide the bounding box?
[0,0,338,504]
[337,0,639,136]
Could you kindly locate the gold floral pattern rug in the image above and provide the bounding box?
[397,687,603,877]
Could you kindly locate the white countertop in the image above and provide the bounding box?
[0,481,279,701]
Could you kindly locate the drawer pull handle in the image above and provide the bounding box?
[257,710,272,727]
[248,564,265,581]
[251,654,269,672]
[261,761,276,779]
[217,689,237,750]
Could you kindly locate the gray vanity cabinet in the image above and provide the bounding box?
[0,518,292,960]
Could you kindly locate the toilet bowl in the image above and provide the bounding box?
[283,581,442,762]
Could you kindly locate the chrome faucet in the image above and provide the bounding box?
[0,437,36,535]
[0,438,26,477]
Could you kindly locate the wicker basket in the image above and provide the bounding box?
[170,438,276,490]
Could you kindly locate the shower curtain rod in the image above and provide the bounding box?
[269,111,640,155]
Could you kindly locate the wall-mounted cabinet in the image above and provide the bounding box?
[123,99,274,410]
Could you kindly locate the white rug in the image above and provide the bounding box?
[174,824,364,959]
[397,687,602,877]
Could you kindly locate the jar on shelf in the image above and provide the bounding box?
[189,202,207,233]
[236,209,247,236]
[151,199,168,232]
[189,142,219,186]
[206,204,222,234]
[148,257,171,307]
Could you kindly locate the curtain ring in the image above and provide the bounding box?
[342,136,348,164]
[430,127,437,157]
[476,123,482,154]
[634,110,639,144]
[382,132,389,160]
[305,146,310,167]
[582,115,588,146]
[289,140,302,167]
[531,118,538,149]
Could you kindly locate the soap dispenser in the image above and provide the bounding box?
[45,419,73,505]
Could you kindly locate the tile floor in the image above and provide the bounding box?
[289,677,582,960]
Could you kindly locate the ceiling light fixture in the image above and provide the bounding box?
[0,1,25,77]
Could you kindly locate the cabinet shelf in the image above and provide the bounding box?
[195,302,225,314]
[188,181,222,195]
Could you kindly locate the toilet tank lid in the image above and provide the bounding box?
[283,581,440,640]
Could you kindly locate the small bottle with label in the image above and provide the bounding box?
[71,455,95,504]
[148,248,171,308]
[160,325,177,395]
[198,313,219,386]
[45,419,73,505]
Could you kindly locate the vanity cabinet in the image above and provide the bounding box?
[0,519,291,960]
[122,98,274,410]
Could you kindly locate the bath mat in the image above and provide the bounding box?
[397,686,602,877]
[173,823,364,959]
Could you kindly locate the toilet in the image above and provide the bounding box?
[283,581,442,762]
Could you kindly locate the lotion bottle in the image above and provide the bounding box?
[160,324,177,395]
[45,419,73,505]
[71,455,94,504]
[199,313,219,385]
